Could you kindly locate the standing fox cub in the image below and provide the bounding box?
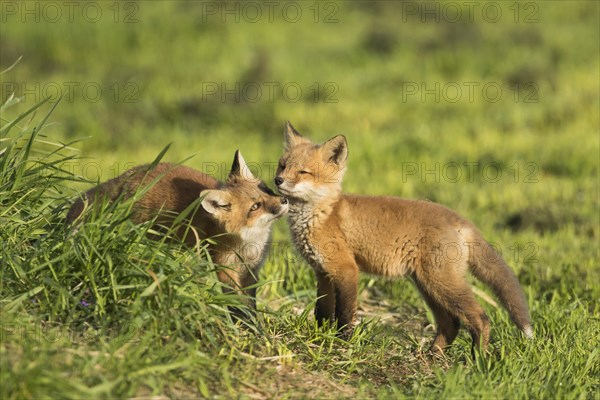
[67,151,288,312]
[274,122,533,354]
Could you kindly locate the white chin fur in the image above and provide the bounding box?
[239,213,275,243]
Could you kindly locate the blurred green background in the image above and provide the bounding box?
[2,1,597,191]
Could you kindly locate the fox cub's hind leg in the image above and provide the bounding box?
[415,269,491,355]
[413,279,460,354]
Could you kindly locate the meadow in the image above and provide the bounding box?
[1,1,598,398]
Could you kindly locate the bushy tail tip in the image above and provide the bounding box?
[522,324,534,339]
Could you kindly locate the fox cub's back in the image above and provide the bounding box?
[66,153,288,246]
[66,163,218,226]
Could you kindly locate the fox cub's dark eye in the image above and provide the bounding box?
[278,162,286,171]
[250,202,261,212]
[299,170,311,175]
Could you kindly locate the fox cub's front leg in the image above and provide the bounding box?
[217,268,258,320]
[315,257,360,337]
[315,269,336,324]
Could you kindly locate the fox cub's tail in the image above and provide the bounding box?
[470,239,534,338]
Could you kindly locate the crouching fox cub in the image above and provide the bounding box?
[67,151,288,313]
[274,121,532,354]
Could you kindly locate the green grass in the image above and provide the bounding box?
[1,1,599,398]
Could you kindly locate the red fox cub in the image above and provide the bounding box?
[274,121,533,354]
[67,151,289,313]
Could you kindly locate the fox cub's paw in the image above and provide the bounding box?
[335,326,355,341]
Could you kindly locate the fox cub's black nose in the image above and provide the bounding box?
[274,177,284,186]
[281,197,288,204]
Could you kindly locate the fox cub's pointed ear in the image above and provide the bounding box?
[201,190,231,215]
[229,150,257,181]
[321,135,348,165]
[284,121,311,149]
